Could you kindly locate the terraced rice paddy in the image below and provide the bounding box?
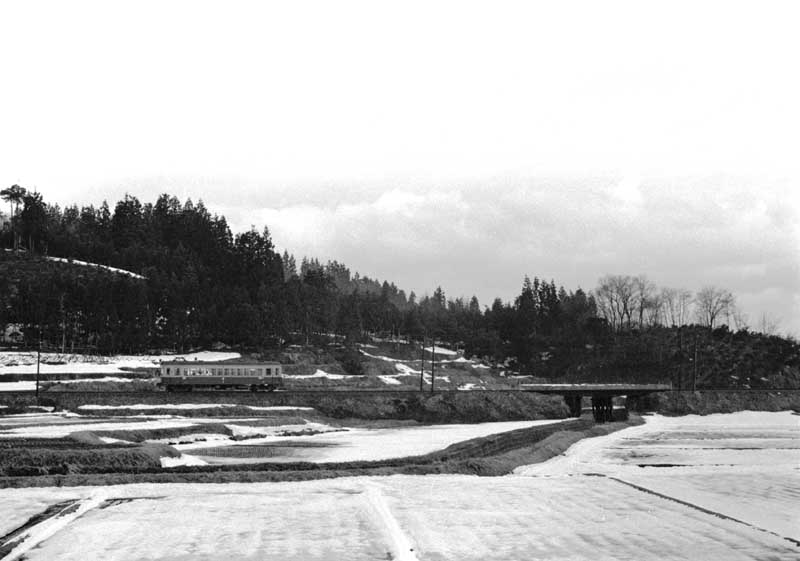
[1,411,797,560]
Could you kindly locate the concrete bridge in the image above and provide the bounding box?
[520,383,672,422]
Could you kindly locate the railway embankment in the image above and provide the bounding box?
[0,390,570,423]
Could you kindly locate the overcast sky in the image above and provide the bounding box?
[1,1,798,335]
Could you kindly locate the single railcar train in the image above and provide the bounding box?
[159,360,283,391]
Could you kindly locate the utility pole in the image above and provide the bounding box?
[677,327,683,391]
[693,335,698,391]
[35,334,42,405]
[430,340,435,393]
[419,337,425,392]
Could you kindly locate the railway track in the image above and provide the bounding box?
[2,387,799,398]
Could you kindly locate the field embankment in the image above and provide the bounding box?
[0,439,178,478]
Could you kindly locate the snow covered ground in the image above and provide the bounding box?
[0,381,38,391]
[423,345,457,356]
[0,416,201,439]
[0,350,240,375]
[177,419,561,464]
[0,377,152,391]
[287,368,356,380]
[2,468,798,560]
[1,412,797,560]
[46,256,146,279]
[77,404,314,411]
[515,411,800,545]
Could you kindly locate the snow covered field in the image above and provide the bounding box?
[0,411,560,466]
[1,412,797,560]
[177,419,561,464]
[515,411,800,546]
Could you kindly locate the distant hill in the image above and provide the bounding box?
[1,190,797,391]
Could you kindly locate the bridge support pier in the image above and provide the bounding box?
[564,394,583,417]
[591,396,614,423]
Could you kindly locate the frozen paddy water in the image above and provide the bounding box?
[1,411,798,560]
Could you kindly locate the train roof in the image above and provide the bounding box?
[160,359,282,366]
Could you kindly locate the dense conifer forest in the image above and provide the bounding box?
[1,187,798,388]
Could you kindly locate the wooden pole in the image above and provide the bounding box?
[419,337,425,392]
[693,335,698,391]
[677,327,683,391]
[35,336,41,405]
[430,340,435,393]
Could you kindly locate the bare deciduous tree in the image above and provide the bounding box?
[694,286,734,329]
[661,287,693,327]
[758,312,781,335]
[632,275,657,328]
[595,274,636,330]
[644,291,664,326]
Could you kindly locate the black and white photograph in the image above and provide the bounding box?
[0,1,798,559]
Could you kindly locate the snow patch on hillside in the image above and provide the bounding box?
[359,350,403,362]
[289,369,355,380]
[395,363,420,375]
[458,383,485,391]
[47,256,146,279]
[424,346,457,356]
[0,350,241,375]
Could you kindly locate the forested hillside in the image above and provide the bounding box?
[1,187,798,389]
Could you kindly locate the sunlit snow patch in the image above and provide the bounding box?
[424,346,457,356]
[78,404,315,411]
[289,369,356,380]
[458,383,484,391]
[161,454,208,468]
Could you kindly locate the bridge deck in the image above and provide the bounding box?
[519,383,671,396]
